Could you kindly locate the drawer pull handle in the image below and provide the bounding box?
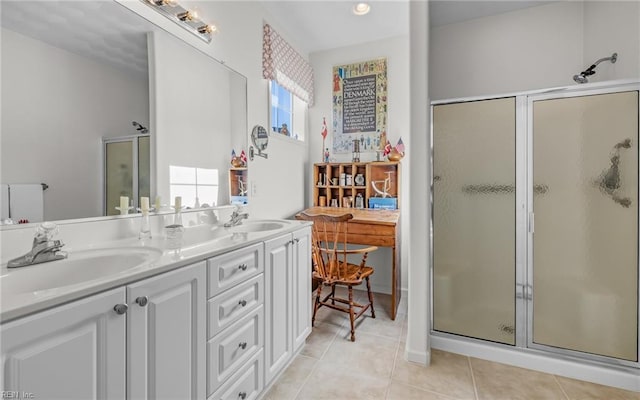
[136,296,149,307]
[113,304,128,315]
[238,392,247,400]
[294,238,300,243]
[238,263,248,271]
[238,299,247,307]
[238,342,247,350]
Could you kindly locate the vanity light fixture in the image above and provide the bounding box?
[141,0,217,43]
[353,2,371,16]
[148,0,177,6]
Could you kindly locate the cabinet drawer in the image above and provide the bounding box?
[208,243,263,297]
[207,306,264,396]
[207,349,263,400]
[208,274,264,338]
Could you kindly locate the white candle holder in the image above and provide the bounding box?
[115,206,134,215]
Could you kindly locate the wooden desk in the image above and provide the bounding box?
[297,206,401,320]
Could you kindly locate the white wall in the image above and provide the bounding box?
[430,1,640,100]
[309,36,410,294]
[151,29,234,207]
[583,1,640,83]
[1,27,149,221]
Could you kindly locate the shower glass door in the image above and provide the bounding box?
[531,90,638,361]
[433,97,516,345]
[104,135,151,216]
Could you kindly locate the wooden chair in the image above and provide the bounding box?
[296,211,377,341]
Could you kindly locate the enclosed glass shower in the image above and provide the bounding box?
[432,83,639,367]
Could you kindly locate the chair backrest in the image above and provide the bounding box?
[295,211,353,283]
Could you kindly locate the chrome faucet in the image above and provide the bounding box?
[224,206,249,227]
[7,222,68,268]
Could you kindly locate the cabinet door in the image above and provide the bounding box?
[1,288,126,399]
[264,234,292,384]
[127,261,206,400]
[292,227,312,351]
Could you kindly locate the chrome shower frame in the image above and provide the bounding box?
[429,79,640,390]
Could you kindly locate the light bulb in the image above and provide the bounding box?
[177,10,197,21]
[198,24,218,35]
[352,2,371,16]
[149,0,177,6]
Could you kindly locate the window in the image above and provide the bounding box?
[270,81,292,134]
[269,81,307,141]
[169,165,218,207]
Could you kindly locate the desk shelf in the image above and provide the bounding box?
[313,162,400,209]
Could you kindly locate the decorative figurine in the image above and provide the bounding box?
[324,148,330,163]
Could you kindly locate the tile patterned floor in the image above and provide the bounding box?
[265,288,640,400]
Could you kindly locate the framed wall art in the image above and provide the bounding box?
[332,58,387,154]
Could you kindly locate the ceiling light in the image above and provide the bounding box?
[353,2,371,16]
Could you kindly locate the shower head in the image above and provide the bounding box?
[132,121,149,134]
[573,52,617,84]
[573,74,589,84]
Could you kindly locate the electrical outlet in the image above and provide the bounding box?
[251,182,257,196]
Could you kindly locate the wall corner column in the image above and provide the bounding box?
[405,0,430,365]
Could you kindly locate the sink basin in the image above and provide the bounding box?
[228,221,287,233]
[1,246,162,295]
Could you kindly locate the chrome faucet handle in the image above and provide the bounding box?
[34,222,59,244]
[26,239,65,263]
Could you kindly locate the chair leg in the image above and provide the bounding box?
[366,276,375,319]
[348,286,356,342]
[330,284,336,305]
[312,284,322,327]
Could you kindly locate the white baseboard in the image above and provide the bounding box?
[431,335,640,392]
[404,347,430,365]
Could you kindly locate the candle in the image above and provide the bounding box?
[120,196,129,211]
[140,197,149,212]
[154,196,161,211]
[174,196,182,209]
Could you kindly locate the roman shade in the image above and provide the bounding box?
[262,23,314,106]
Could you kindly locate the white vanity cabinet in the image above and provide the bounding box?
[264,227,312,385]
[0,261,206,400]
[0,288,127,399]
[0,223,312,400]
[206,243,265,399]
[127,261,206,400]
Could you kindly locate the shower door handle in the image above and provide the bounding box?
[515,284,533,301]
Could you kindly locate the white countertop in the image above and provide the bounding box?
[0,219,311,323]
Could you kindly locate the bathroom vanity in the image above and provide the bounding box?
[0,214,311,400]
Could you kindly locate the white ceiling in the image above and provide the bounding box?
[1,0,152,76]
[0,1,556,75]
[260,0,555,54]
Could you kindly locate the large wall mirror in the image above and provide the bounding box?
[1,0,248,224]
